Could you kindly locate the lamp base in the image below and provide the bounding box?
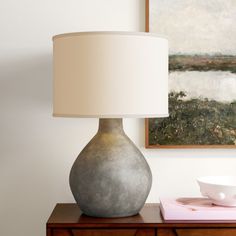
[69,118,152,218]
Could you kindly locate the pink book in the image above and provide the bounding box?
[160,198,236,220]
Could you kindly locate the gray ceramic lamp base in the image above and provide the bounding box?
[69,118,152,218]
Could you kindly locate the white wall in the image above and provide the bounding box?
[0,1,235,236]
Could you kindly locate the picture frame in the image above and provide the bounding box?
[145,0,236,149]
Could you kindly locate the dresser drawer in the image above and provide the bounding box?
[176,228,236,236]
[53,228,155,236]
[158,228,236,236]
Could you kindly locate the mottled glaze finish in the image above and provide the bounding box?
[69,118,152,217]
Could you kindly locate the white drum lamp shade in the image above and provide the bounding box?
[53,32,168,118]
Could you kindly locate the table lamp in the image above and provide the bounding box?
[53,32,168,218]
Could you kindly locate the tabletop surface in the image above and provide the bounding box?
[47,203,236,228]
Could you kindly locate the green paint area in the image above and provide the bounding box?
[149,92,236,145]
[169,55,236,73]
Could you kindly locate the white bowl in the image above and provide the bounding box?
[197,176,236,207]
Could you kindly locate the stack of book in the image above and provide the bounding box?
[160,198,236,220]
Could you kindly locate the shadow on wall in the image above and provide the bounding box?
[0,53,54,170]
[0,54,52,109]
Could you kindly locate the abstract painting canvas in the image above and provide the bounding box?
[145,0,236,148]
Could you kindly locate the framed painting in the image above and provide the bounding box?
[145,0,236,148]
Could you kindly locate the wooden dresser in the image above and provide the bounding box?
[47,203,236,236]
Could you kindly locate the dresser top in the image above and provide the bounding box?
[47,203,236,228]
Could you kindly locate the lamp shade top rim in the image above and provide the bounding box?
[52,31,168,41]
